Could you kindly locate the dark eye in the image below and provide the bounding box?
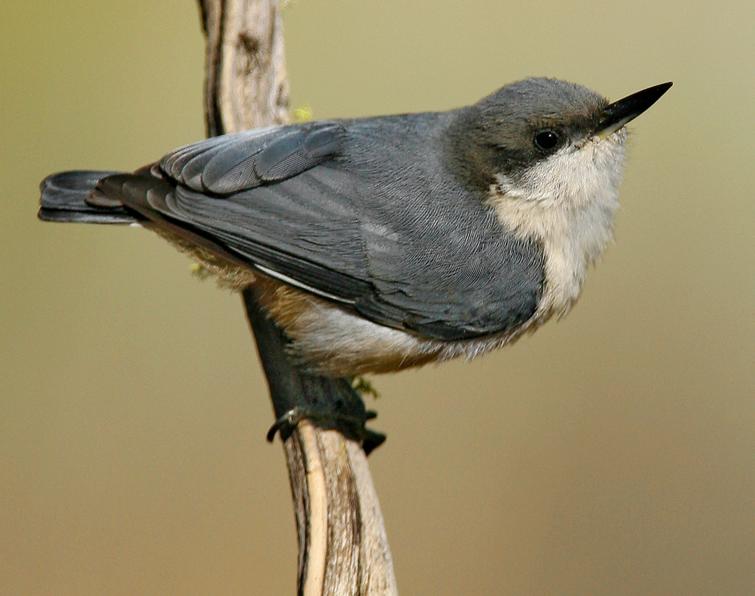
[533,130,561,152]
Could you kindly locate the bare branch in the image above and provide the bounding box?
[197,2,397,593]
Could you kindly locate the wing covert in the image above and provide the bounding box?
[159,121,346,195]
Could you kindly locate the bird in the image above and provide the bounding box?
[39,77,671,377]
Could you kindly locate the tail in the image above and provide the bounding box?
[38,170,138,224]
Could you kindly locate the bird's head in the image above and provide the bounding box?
[449,77,671,208]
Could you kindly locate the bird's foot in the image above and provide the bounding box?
[267,406,386,455]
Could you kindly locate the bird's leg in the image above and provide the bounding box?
[243,287,386,455]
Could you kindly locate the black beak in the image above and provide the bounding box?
[596,82,673,137]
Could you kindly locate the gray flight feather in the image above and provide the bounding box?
[38,171,135,224]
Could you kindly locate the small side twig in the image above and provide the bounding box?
[197,1,397,593]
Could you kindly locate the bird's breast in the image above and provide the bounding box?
[488,187,619,320]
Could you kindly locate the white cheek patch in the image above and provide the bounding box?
[491,134,627,317]
[496,132,627,207]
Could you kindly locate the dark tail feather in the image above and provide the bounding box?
[38,170,137,224]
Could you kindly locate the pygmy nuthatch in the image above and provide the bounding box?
[39,78,672,376]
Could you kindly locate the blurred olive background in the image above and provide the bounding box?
[1,1,753,594]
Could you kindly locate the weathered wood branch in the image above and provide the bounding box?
[197,2,397,593]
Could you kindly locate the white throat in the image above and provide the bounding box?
[491,134,627,318]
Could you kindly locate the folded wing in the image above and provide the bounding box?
[100,117,543,340]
